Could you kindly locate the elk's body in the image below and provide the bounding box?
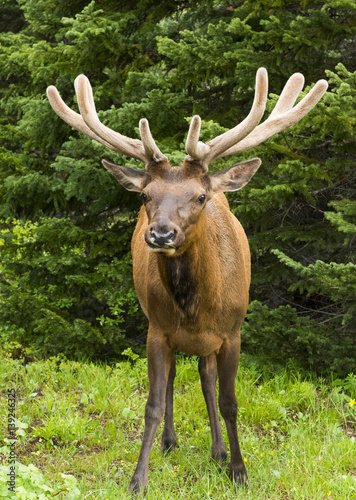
[47,69,327,494]
[132,163,250,356]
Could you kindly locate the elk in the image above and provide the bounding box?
[47,69,327,494]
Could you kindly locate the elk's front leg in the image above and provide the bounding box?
[198,354,227,463]
[216,337,248,487]
[128,331,174,495]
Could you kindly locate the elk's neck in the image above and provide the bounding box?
[160,254,200,318]
[157,217,218,319]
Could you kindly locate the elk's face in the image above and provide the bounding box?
[102,157,261,256]
[140,174,209,256]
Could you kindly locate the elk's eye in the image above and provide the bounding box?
[197,194,206,204]
[141,192,148,204]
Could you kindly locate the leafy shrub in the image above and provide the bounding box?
[242,300,355,376]
[0,461,80,499]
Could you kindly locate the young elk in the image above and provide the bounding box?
[47,69,327,494]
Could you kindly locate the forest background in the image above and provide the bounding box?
[0,0,355,376]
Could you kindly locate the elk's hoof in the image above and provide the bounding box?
[161,439,177,454]
[229,462,249,488]
[212,449,228,465]
[127,476,147,497]
[161,434,177,454]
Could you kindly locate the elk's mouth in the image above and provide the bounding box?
[146,241,177,256]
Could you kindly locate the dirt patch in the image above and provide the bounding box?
[343,420,356,439]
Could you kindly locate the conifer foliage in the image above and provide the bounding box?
[0,0,355,374]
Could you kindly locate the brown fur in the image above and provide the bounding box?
[132,189,250,354]
[127,159,254,494]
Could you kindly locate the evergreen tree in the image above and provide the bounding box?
[0,0,355,373]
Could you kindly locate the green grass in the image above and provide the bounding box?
[1,351,355,499]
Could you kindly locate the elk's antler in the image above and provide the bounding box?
[185,68,328,171]
[47,70,327,171]
[47,75,166,166]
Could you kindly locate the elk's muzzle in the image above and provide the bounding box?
[145,221,184,254]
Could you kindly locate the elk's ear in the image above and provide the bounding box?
[208,158,261,194]
[102,159,148,192]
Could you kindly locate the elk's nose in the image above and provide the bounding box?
[149,227,177,247]
[145,221,184,252]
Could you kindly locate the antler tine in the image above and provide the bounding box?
[185,115,210,160]
[47,75,166,165]
[46,85,115,151]
[185,67,268,170]
[218,77,328,158]
[74,75,148,162]
[206,67,268,159]
[139,119,168,163]
[268,72,305,120]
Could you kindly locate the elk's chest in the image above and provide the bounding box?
[145,256,236,356]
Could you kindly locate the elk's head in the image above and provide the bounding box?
[47,69,327,256]
[101,156,261,256]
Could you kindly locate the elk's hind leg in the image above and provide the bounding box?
[199,354,227,464]
[216,337,248,487]
[161,352,177,453]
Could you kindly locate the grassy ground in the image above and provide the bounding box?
[0,350,355,499]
